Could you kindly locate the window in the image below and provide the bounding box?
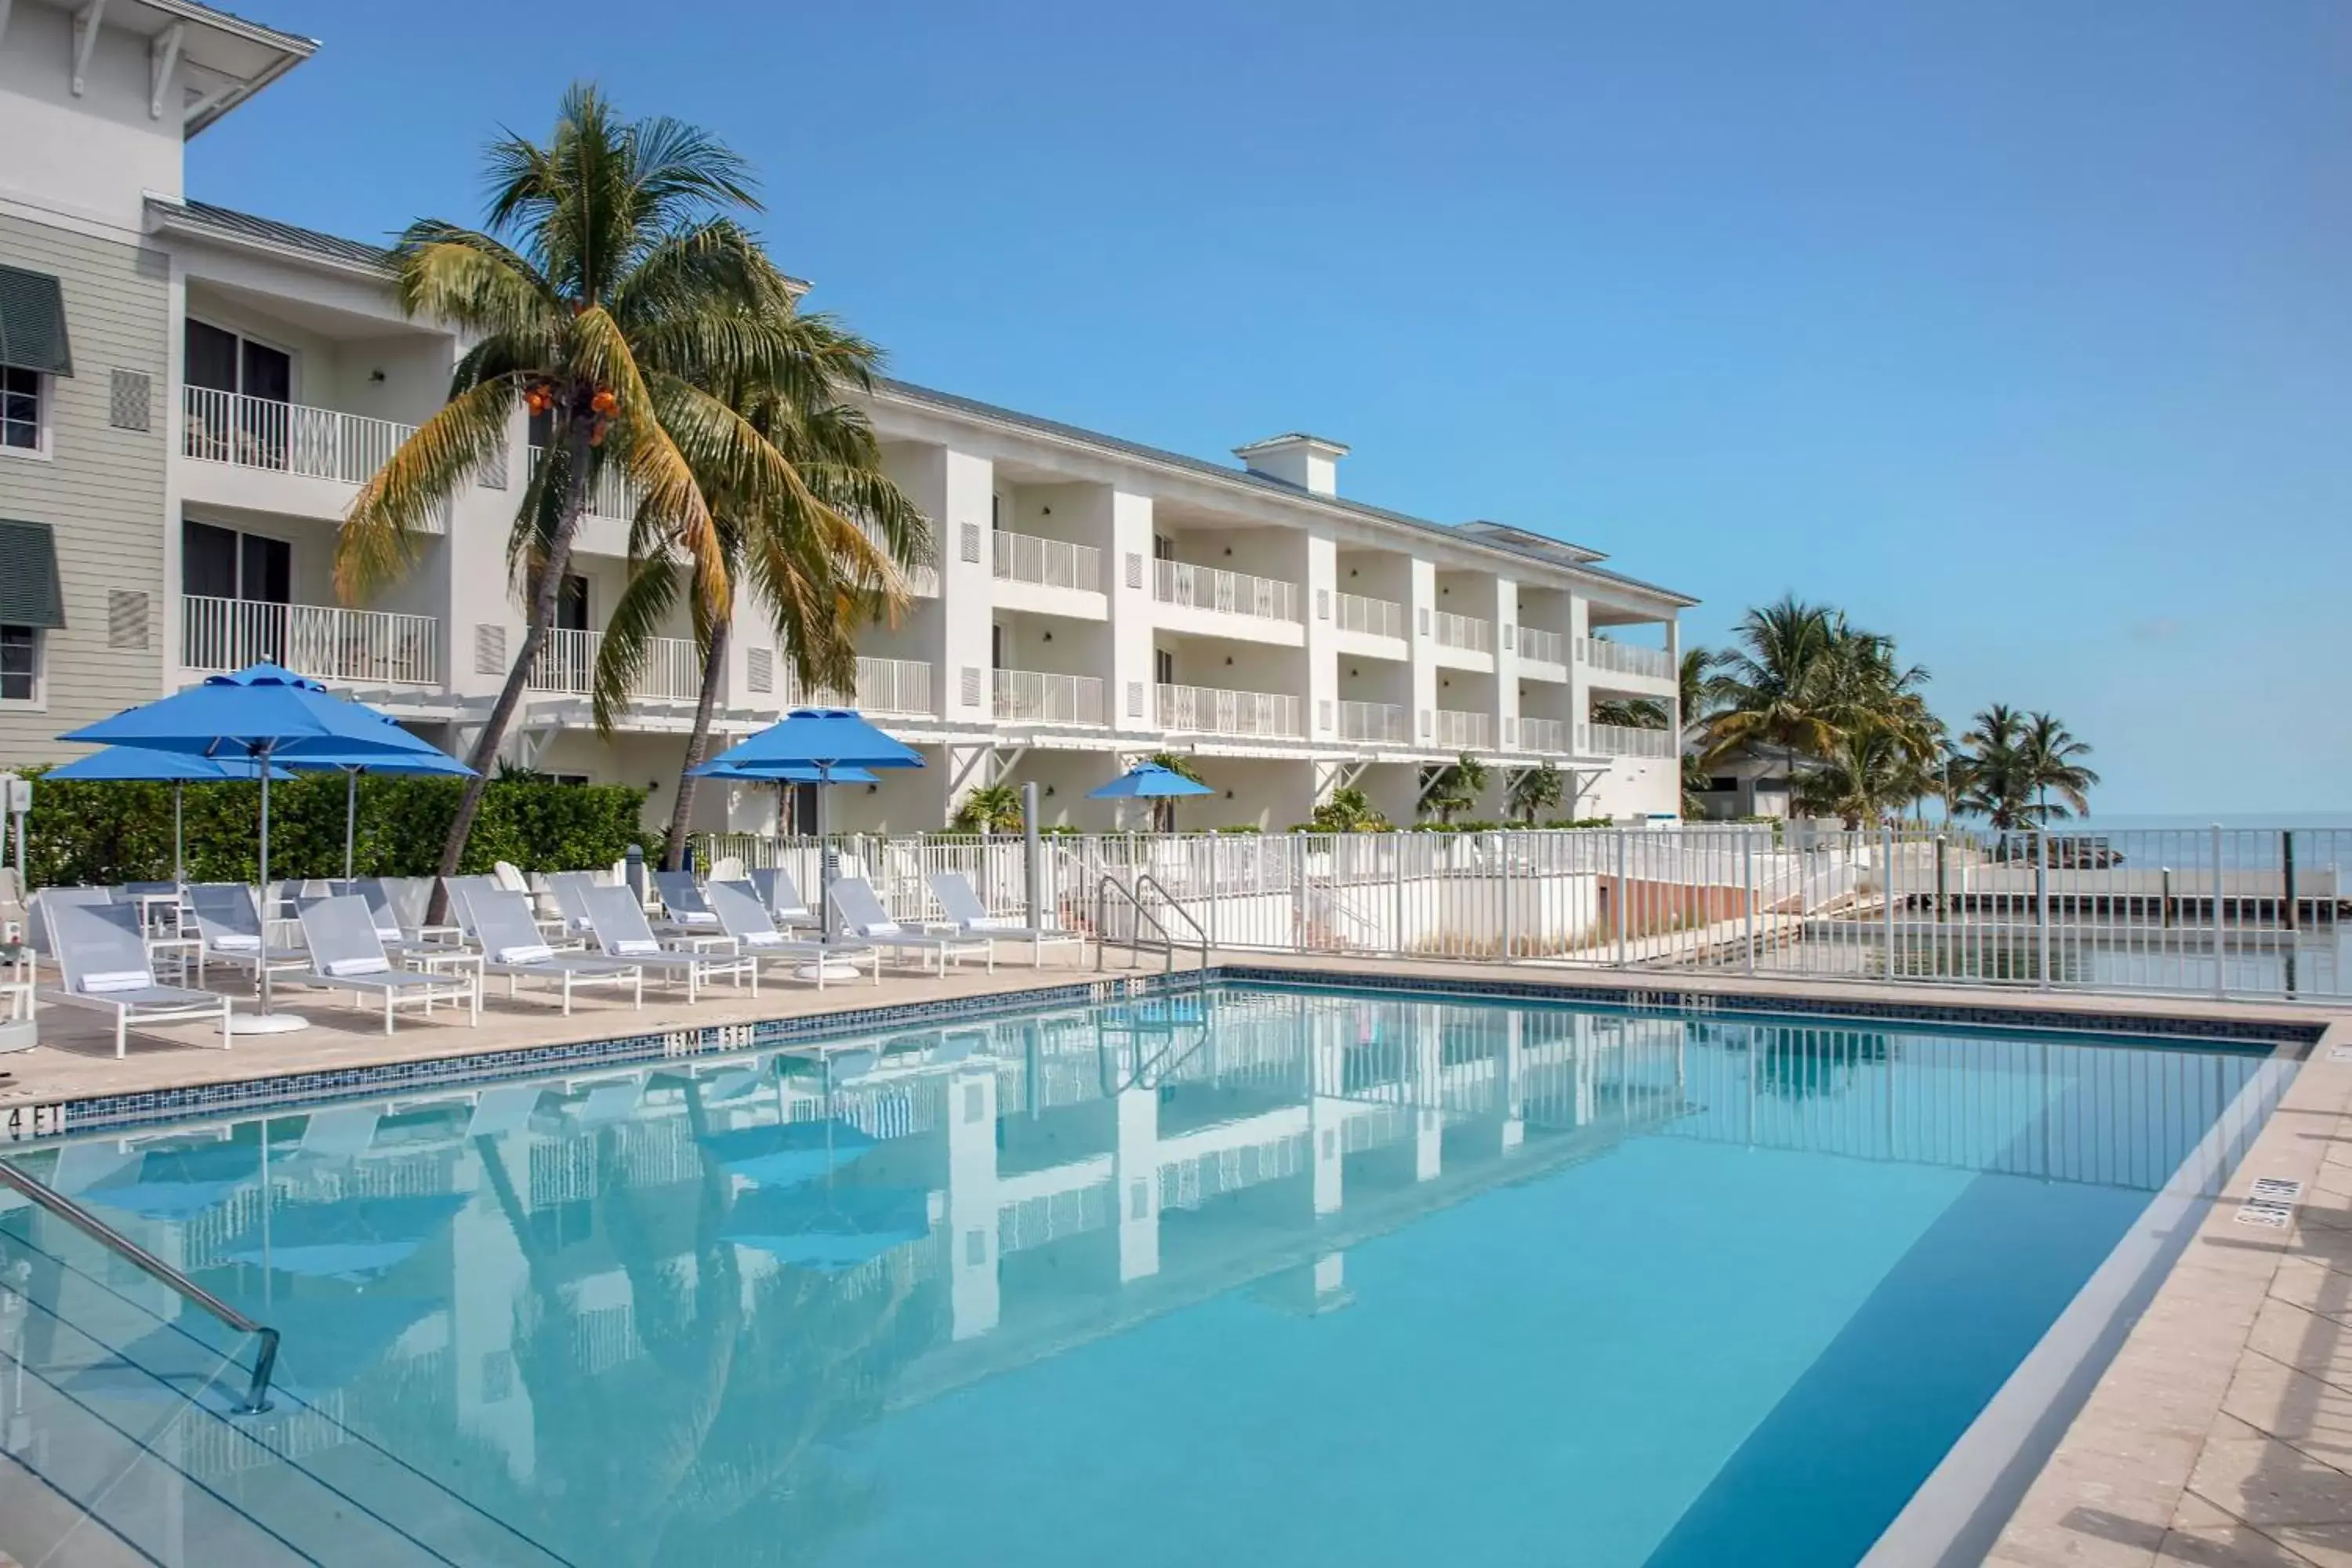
[182,520,290,604]
[1,366,41,452]
[1154,648,1174,687]
[0,625,39,702]
[548,773,591,787]
[183,320,289,401]
[557,574,590,632]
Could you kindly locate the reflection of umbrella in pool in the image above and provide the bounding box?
[215,1192,468,1281]
[723,1184,931,1272]
[78,1292,432,1407]
[78,1141,267,1220]
[699,1120,877,1189]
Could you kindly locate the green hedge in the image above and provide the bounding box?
[19,774,656,887]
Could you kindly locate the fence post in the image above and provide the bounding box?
[1615,828,1629,967]
[2283,829,2298,999]
[2036,829,2053,990]
[1743,830,1756,976]
[1393,836,1406,956]
[1292,833,1306,954]
[1022,783,1043,933]
[1502,831,1515,963]
[1882,820,1897,982]
[2211,822,2226,999]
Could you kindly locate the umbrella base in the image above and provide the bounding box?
[225,1012,308,1036]
[794,960,863,983]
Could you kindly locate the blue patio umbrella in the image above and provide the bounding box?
[697,710,924,951]
[48,747,293,885]
[690,760,880,785]
[279,715,474,881]
[721,1183,931,1272]
[213,1192,468,1281]
[60,664,454,1032]
[1090,760,1213,830]
[699,1119,877,1189]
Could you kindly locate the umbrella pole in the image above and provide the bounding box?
[343,768,358,883]
[173,782,183,887]
[235,743,303,1033]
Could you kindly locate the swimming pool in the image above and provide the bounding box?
[0,983,2296,1566]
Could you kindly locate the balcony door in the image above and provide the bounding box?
[186,320,292,469]
[183,520,292,669]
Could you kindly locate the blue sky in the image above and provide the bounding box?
[190,1,2350,815]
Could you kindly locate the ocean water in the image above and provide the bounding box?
[0,986,2293,1566]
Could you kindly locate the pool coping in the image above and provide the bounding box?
[4,959,2324,1141]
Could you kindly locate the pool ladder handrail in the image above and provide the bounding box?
[0,1158,279,1414]
[1094,872,1208,975]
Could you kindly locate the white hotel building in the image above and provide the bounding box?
[0,0,1694,835]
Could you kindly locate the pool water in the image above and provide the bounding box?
[0,985,2290,1567]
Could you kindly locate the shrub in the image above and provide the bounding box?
[19,772,653,886]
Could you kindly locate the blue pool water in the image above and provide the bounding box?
[0,986,2290,1566]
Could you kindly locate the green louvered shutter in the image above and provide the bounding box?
[0,267,72,377]
[0,521,65,628]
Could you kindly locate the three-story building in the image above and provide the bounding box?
[0,0,1695,833]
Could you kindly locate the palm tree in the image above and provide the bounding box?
[1678,644,1721,735]
[1592,698,1670,728]
[1955,703,2031,829]
[597,343,929,869]
[2017,711,2098,824]
[1507,763,1564,824]
[339,85,820,905]
[1143,751,1204,831]
[950,781,1023,834]
[1698,597,1842,809]
[1421,753,1489,825]
[1306,786,1388,833]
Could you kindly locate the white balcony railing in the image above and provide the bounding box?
[182,388,418,492]
[1516,626,1566,666]
[1586,720,1677,759]
[1333,591,1406,641]
[526,628,703,702]
[1579,636,1674,681]
[861,520,938,597]
[1157,683,1303,739]
[782,655,935,717]
[1336,699,1410,744]
[1432,709,1491,750]
[991,532,1101,593]
[1152,560,1300,623]
[182,595,437,687]
[1517,716,1569,754]
[528,442,640,525]
[993,669,1104,726]
[1432,611,1492,654]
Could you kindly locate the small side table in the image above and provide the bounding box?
[404,948,485,1017]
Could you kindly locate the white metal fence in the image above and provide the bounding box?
[1157,683,1303,739]
[1518,716,1569,753]
[181,595,437,687]
[994,669,1104,725]
[1517,626,1566,666]
[1580,636,1673,681]
[1587,720,1676,759]
[1334,591,1406,640]
[781,655,934,716]
[992,531,1102,593]
[1432,708,1490,750]
[1337,699,1410,744]
[524,628,702,701]
[1433,610,1492,654]
[1153,560,1300,623]
[182,388,418,492]
[690,824,2352,1004]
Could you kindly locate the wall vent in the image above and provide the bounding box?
[1124,553,1144,590]
[1317,699,1333,733]
[960,523,982,564]
[1417,608,1431,637]
[746,647,774,694]
[1316,590,1330,620]
[1127,681,1144,717]
[475,624,507,675]
[960,666,982,708]
[1501,624,1515,652]
[107,370,151,431]
[106,590,149,648]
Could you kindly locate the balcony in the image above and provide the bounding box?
[1579,637,1673,682]
[182,596,437,688]
[992,532,1101,594]
[1153,560,1300,625]
[527,628,703,702]
[1585,720,1676,759]
[993,669,1104,726]
[1516,626,1567,666]
[1157,683,1303,739]
[1336,699,1410,744]
[181,390,442,530]
[782,655,935,717]
[1516,716,1569,754]
[864,520,938,597]
[1433,612,1492,655]
[1333,591,1406,641]
[1432,709,1491,750]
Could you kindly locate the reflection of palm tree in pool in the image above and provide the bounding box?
[1750,1025,1890,1101]
[456,1079,941,1563]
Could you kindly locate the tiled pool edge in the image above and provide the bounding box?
[15,957,2325,1142]
[1984,1016,2352,1567]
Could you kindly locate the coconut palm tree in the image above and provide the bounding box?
[596,342,929,869]
[1955,703,2030,829]
[339,85,822,904]
[2017,710,2099,824]
[950,782,1023,834]
[1507,763,1564,824]
[1698,597,1842,808]
[1421,753,1489,825]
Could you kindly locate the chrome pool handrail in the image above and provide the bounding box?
[0,1157,279,1414]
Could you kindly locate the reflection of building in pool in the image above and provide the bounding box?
[0,994,2275,1555]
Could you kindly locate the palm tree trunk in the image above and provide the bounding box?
[662,617,729,870]
[427,424,593,922]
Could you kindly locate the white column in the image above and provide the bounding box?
[1113,1085,1161,1281]
[1408,557,1439,752]
[1304,532,1338,768]
[1414,1006,1443,1181]
[1500,1011,1526,1152]
[1108,489,1157,739]
[1309,1011,1348,1214]
[946,1066,1000,1340]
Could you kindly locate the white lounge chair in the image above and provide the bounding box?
[924,871,1086,967]
[187,883,307,991]
[292,895,479,1033]
[705,880,874,989]
[826,877,995,976]
[40,902,230,1056]
[544,871,602,938]
[579,885,754,1002]
[439,875,504,943]
[651,870,725,935]
[750,868,819,931]
[459,885,643,1014]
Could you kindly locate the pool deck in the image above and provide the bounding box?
[2,951,2348,1562]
